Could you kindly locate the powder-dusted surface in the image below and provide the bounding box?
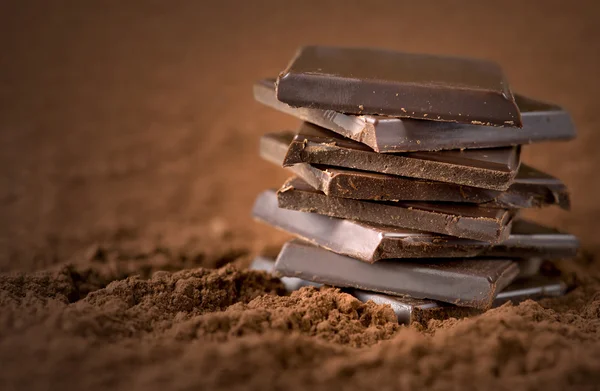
[1,256,599,390]
[171,287,400,347]
[2,1,600,390]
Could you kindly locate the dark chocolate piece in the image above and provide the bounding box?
[250,256,565,323]
[253,190,579,262]
[251,255,550,294]
[261,131,568,209]
[276,46,522,127]
[350,276,566,325]
[277,177,514,243]
[256,79,575,152]
[283,123,520,191]
[274,239,520,309]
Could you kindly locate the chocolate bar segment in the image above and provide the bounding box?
[253,190,578,262]
[277,177,514,243]
[276,46,522,127]
[251,255,560,297]
[250,256,565,323]
[283,123,520,191]
[261,131,568,209]
[256,79,575,152]
[274,239,520,309]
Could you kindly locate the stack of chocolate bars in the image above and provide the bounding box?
[250,46,579,324]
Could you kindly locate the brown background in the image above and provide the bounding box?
[2,1,600,390]
[1,0,599,272]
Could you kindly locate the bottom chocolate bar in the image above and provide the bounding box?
[250,256,566,325]
[251,255,543,290]
[273,240,520,309]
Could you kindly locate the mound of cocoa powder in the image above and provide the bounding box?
[0,250,599,390]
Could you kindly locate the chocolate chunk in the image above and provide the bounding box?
[276,46,522,127]
[282,123,520,191]
[256,79,575,152]
[250,256,566,298]
[253,190,579,262]
[261,132,568,209]
[273,239,520,309]
[277,177,514,243]
[350,275,566,325]
[250,256,565,322]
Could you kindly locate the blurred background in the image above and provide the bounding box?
[1,0,599,272]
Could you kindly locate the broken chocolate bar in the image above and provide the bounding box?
[350,275,567,325]
[283,123,520,191]
[253,190,578,262]
[274,239,520,309]
[251,256,564,324]
[255,79,575,152]
[276,46,522,127]
[277,177,514,243]
[251,255,554,295]
[261,131,569,209]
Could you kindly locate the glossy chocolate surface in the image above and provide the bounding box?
[261,132,568,209]
[253,190,579,262]
[251,256,566,323]
[256,79,574,152]
[283,123,520,190]
[274,240,520,309]
[277,177,514,243]
[276,46,522,126]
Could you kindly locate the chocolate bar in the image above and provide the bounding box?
[276,46,522,127]
[250,256,551,294]
[350,275,567,325]
[253,190,578,262]
[274,239,520,309]
[255,79,575,152]
[283,123,520,191]
[277,177,514,243]
[250,256,565,323]
[261,132,569,209]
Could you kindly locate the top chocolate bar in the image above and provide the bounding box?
[276,46,522,127]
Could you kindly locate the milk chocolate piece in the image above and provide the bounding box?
[274,239,520,309]
[276,46,522,127]
[261,132,568,209]
[277,177,513,243]
[283,123,520,191]
[256,79,575,152]
[351,276,566,325]
[253,190,578,262]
